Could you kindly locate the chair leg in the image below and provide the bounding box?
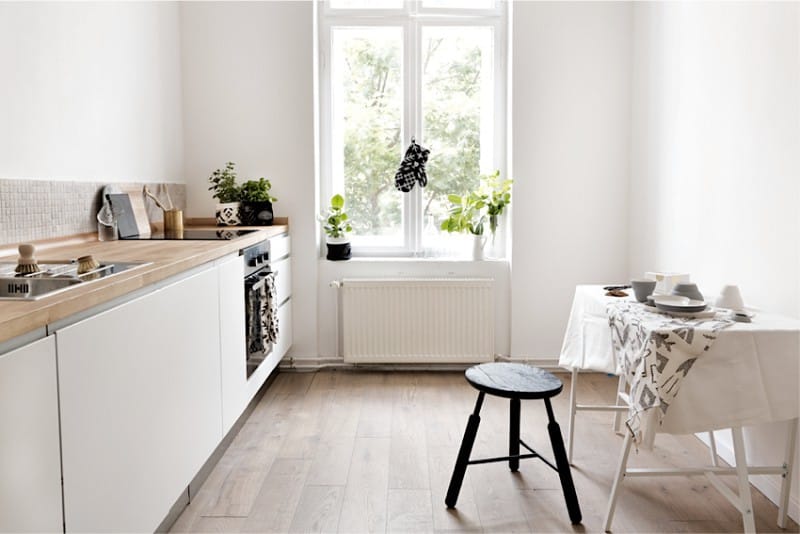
[567,368,578,463]
[708,430,720,467]
[612,373,626,434]
[446,392,484,508]
[732,426,756,534]
[510,398,520,472]
[544,398,582,524]
[778,418,798,528]
[604,430,632,532]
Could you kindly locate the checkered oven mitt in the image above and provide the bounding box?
[394,138,430,192]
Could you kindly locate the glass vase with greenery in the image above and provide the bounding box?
[440,170,513,237]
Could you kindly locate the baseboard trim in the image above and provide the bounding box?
[279,355,571,373]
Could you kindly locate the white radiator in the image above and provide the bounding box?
[339,278,494,364]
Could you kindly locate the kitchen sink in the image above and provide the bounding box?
[0,261,151,301]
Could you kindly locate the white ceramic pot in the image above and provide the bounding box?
[215,202,242,226]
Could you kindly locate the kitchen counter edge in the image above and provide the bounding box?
[0,226,288,345]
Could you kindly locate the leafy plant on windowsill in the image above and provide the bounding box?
[440,170,513,237]
[321,194,352,240]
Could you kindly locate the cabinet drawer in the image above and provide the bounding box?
[272,257,291,304]
[270,234,290,261]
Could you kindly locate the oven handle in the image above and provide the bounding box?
[245,270,277,292]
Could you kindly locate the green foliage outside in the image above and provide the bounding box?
[340,30,486,237]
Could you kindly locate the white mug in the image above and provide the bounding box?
[715,284,744,310]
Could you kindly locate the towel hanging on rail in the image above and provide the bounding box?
[394,137,430,192]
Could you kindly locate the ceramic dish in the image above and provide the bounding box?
[653,296,708,313]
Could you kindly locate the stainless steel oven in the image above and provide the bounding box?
[242,240,272,378]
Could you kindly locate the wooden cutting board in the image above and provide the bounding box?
[119,186,152,237]
[106,193,140,238]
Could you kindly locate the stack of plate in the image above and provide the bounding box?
[647,295,714,317]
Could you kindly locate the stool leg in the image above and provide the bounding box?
[510,397,520,472]
[446,392,484,508]
[545,398,582,524]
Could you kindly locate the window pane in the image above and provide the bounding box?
[332,28,404,246]
[329,0,403,9]
[420,26,494,253]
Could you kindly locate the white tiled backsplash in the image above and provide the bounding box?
[0,179,185,246]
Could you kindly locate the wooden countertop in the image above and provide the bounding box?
[0,225,288,345]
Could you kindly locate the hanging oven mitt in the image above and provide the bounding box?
[394,138,430,192]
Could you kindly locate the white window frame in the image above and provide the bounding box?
[318,0,508,257]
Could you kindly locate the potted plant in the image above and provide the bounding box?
[440,171,512,260]
[208,162,242,226]
[321,193,352,261]
[239,177,278,226]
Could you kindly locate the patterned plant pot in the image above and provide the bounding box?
[215,202,242,226]
[240,201,274,226]
[326,236,351,261]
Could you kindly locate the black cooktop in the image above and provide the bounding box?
[121,229,257,241]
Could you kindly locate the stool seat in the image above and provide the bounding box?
[465,362,563,400]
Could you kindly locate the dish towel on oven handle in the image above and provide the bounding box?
[246,273,280,354]
[262,271,279,345]
[607,301,733,449]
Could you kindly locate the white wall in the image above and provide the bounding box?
[180,2,317,358]
[510,2,633,359]
[630,1,800,520]
[629,2,800,318]
[0,2,183,183]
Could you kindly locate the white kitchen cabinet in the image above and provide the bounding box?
[218,254,248,435]
[0,335,63,533]
[56,266,223,533]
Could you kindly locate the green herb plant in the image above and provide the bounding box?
[321,194,352,239]
[239,177,278,203]
[208,162,240,203]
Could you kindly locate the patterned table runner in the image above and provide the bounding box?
[607,301,734,448]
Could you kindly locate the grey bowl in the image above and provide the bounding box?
[671,283,703,302]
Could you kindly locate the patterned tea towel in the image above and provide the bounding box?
[607,301,733,448]
[246,272,280,353]
[394,138,430,192]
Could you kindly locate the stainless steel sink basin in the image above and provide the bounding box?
[0,277,83,300]
[0,260,151,301]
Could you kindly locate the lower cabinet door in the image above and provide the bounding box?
[56,267,223,532]
[0,336,63,532]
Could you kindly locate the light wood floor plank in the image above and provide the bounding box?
[387,489,434,533]
[338,437,391,533]
[170,370,800,534]
[288,485,345,533]
[240,458,312,533]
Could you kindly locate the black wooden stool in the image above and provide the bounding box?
[445,362,582,524]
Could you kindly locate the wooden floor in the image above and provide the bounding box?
[171,370,799,533]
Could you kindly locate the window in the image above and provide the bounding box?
[319,0,508,257]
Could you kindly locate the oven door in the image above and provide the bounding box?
[245,270,273,378]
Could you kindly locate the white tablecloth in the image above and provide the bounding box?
[559,285,800,436]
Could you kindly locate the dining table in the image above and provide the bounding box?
[559,285,800,533]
